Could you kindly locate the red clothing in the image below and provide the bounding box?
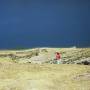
[56,52,61,60]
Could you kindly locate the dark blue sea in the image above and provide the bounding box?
[0,0,90,49]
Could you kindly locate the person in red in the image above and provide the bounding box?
[55,52,61,64]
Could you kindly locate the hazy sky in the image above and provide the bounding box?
[0,0,90,49]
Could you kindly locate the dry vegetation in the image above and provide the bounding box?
[0,63,90,90]
[0,48,90,90]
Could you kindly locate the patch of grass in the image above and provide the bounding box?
[0,63,90,90]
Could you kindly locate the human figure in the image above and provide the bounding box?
[55,52,61,64]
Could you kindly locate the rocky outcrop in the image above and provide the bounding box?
[0,48,90,65]
[74,57,90,65]
[29,54,48,64]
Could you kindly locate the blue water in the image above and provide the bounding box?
[0,0,90,49]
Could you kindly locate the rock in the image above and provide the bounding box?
[75,57,90,65]
[30,54,47,64]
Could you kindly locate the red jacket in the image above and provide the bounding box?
[56,52,61,60]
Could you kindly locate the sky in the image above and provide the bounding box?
[0,0,90,49]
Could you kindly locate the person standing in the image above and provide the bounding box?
[55,52,61,64]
